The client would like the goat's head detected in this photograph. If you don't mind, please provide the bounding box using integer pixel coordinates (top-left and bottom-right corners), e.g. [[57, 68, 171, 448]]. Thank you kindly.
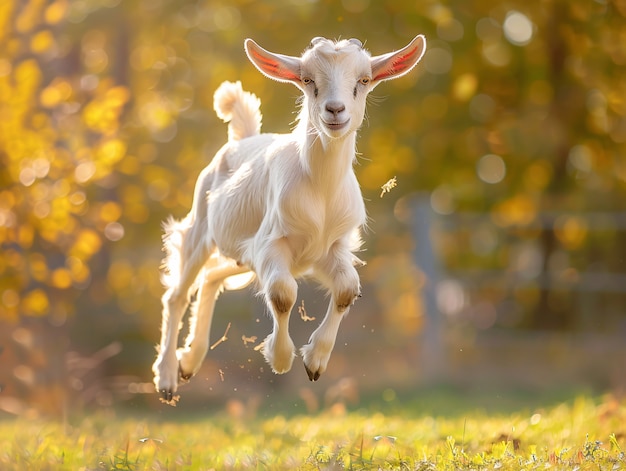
[[245, 35, 426, 139]]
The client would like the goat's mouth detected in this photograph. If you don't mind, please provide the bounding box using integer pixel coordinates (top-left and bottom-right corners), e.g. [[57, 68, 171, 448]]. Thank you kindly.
[[322, 119, 350, 133]]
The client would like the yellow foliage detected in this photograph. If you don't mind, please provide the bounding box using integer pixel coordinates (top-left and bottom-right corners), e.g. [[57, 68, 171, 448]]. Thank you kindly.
[[0, 190, 16, 209], [125, 203, 149, 224], [49, 197, 72, 223], [0, 0, 623, 334], [118, 154, 141, 175], [16, 0, 46, 34], [40, 78, 72, 108], [0, 2, 15, 43], [67, 257, 90, 284], [104, 86, 131, 107], [139, 97, 174, 131], [70, 229, 102, 259], [44, 0, 67, 25], [96, 138, 126, 165], [29, 254, 49, 282], [524, 161, 553, 192], [18, 225, 34, 248], [30, 30, 54, 54], [14, 59, 42, 98], [23, 289, 49, 316], [0, 1, 134, 322], [492, 195, 538, 227], [51, 267, 72, 289], [100, 201, 122, 222], [82, 86, 130, 135], [452, 73, 478, 101], [555, 216, 588, 250]]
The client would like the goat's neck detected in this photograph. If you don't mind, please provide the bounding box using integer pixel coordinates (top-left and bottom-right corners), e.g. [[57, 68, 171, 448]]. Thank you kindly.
[[297, 121, 357, 189]]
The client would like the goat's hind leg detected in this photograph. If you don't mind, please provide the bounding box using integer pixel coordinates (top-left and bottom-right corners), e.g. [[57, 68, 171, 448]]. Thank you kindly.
[[177, 258, 252, 381], [152, 218, 208, 402], [176, 269, 219, 382]]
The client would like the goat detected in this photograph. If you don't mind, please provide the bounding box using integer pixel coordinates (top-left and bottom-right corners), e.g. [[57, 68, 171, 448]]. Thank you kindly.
[[152, 35, 426, 403]]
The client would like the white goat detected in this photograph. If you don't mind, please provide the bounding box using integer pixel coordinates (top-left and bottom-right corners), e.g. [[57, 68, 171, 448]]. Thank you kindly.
[[153, 35, 426, 403]]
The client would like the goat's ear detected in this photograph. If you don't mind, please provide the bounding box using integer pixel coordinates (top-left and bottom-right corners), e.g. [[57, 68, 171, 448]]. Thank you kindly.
[[370, 35, 426, 84], [245, 39, 302, 86]]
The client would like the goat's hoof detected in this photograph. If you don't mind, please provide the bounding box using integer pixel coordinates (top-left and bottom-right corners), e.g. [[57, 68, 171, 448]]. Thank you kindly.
[[158, 389, 180, 406], [178, 361, 193, 383], [304, 364, 321, 382], [153, 355, 181, 405], [300, 342, 331, 381], [262, 333, 296, 374]]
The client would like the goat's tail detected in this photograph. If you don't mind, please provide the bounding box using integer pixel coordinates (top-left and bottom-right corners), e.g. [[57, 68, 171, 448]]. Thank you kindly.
[[214, 81, 262, 142]]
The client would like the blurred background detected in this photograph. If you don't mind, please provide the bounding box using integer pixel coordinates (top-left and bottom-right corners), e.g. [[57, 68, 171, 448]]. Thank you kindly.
[[1, 0, 626, 418]]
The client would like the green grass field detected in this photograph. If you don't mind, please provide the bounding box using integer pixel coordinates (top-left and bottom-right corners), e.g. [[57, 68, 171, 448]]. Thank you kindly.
[[1, 391, 625, 470]]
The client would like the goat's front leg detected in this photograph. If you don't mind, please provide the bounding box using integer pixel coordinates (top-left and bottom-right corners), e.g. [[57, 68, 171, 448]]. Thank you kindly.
[[258, 238, 297, 374], [301, 247, 361, 381]]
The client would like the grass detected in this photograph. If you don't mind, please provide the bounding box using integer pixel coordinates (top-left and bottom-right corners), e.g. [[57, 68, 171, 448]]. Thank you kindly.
[[1, 391, 625, 470]]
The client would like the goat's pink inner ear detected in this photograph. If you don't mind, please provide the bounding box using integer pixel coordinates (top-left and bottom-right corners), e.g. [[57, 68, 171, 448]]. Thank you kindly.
[[274, 64, 300, 82], [248, 46, 300, 83], [373, 46, 420, 81], [371, 35, 426, 83]]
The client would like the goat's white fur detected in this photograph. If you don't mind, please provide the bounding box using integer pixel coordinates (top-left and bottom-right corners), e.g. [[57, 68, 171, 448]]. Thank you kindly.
[[153, 35, 426, 401]]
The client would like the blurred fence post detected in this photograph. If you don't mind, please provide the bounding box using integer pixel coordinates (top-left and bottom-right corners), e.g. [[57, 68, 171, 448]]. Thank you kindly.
[[410, 194, 447, 383]]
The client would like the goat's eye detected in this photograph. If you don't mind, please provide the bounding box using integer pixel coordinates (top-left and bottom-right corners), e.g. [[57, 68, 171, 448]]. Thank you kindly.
[[359, 77, 370, 86]]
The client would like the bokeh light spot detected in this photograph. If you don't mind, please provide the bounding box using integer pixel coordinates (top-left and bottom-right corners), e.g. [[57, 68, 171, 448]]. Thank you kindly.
[[104, 222, 125, 241], [452, 73, 478, 101], [503, 11, 534, 46], [430, 185, 456, 215], [477, 154, 506, 184], [482, 41, 511, 67]]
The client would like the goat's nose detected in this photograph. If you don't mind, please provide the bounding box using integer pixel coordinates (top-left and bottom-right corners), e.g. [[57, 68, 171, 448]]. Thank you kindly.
[[325, 101, 346, 116]]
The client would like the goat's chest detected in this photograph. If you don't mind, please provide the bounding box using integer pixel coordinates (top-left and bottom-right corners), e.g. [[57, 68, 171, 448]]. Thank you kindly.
[[280, 184, 363, 260]]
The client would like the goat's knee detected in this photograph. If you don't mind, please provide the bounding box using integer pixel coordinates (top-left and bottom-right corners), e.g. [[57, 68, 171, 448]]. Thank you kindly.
[[336, 287, 360, 312], [261, 275, 297, 374], [265, 276, 297, 314], [333, 268, 361, 312]]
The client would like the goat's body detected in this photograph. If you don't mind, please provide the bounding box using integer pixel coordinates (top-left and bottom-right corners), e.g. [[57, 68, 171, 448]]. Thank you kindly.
[[183, 129, 366, 276], [153, 36, 425, 403]]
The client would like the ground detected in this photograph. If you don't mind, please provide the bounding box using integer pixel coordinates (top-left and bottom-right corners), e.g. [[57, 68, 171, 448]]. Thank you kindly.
[[1, 390, 625, 470]]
